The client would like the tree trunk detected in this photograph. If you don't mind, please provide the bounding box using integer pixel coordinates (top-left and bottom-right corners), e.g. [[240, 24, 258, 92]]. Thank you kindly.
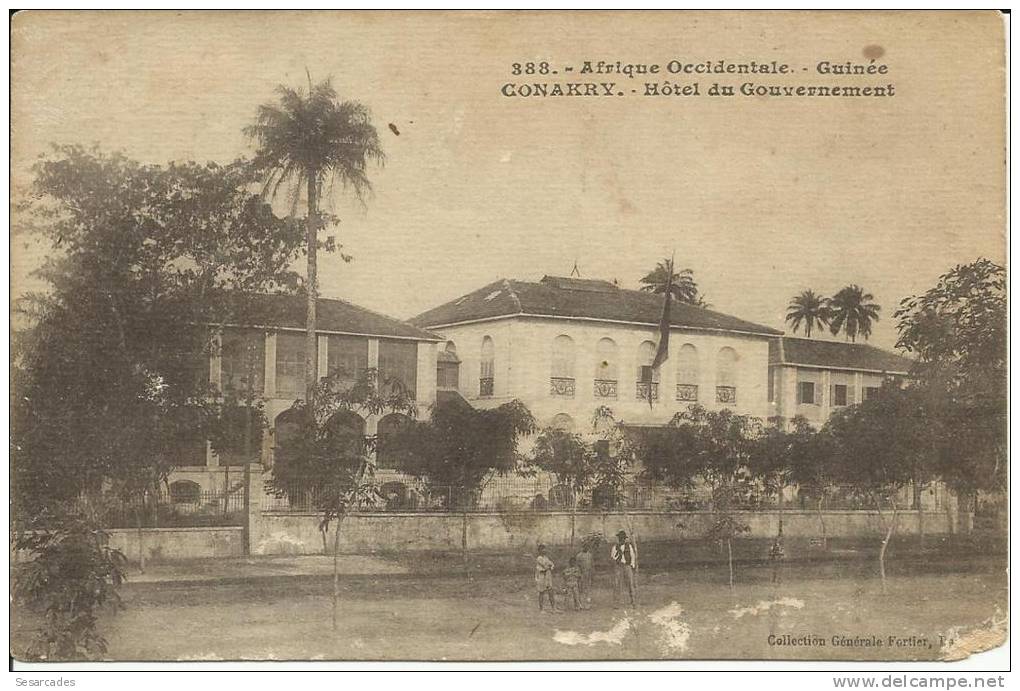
[[331, 460, 368, 632], [331, 513, 345, 632], [223, 465, 230, 518], [917, 484, 925, 550], [727, 538, 734, 589], [816, 496, 828, 551], [461, 510, 469, 577], [136, 500, 145, 573], [570, 492, 576, 548], [305, 172, 319, 415], [877, 500, 899, 594]]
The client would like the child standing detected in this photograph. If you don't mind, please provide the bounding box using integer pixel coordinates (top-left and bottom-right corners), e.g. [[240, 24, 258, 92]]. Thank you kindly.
[[563, 556, 582, 611], [535, 544, 556, 612], [769, 523, 786, 584], [575, 542, 594, 609]]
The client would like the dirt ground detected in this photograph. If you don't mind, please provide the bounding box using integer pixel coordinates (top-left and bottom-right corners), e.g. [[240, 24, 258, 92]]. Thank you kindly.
[[12, 553, 1007, 662]]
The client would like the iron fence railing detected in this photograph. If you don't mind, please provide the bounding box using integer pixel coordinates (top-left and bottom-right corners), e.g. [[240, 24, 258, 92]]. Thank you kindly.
[[260, 476, 918, 514], [74, 489, 246, 528]]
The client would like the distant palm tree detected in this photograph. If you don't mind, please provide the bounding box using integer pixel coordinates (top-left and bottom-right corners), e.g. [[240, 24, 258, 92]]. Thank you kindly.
[[246, 76, 384, 409], [785, 290, 831, 338], [828, 285, 881, 342], [640, 258, 703, 306]]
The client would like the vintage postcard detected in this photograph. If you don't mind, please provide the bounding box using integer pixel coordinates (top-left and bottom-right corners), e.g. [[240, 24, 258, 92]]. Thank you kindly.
[[9, 10, 1008, 667]]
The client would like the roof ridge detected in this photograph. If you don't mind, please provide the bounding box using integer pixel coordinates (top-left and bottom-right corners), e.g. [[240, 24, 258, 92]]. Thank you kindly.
[[783, 335, 893, 350], [315, 292, 415, 328], [246, 291, 440, 341]]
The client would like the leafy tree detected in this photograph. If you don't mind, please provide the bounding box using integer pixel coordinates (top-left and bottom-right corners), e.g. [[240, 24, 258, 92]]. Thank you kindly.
[[531, 428, 593, 505], [246, 77, 385, 411], [269, 368, 416, 630], [785, 290, 830, 338], [587, 406, 636, 510], [895, 259, 1006, 509], [828, 284, 881, 342], [12, 146, 304, 657], [678, 406, 763, 587], [639, 258, 707, 306], [638, 405, 763, 587], [385, 398, 535, 569], [531, 415, 634, 544], [824, 383, 928, 589], [388, 398, 536, 509], [754, 416, 836, 549]]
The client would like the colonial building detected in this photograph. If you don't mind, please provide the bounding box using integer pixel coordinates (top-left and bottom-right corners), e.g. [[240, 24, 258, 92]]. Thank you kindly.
[[410, 276, 784, 433], [768, 336, 913, 426], [171, 293, 441, 493]]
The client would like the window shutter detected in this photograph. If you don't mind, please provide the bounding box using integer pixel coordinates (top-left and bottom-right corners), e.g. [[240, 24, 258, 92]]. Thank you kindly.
[[848, 386, 856, 405], [829, 384, 835, 406]]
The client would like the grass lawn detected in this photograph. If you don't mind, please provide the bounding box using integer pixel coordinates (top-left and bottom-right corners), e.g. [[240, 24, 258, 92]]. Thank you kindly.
[[12, 552, 1007, 662]]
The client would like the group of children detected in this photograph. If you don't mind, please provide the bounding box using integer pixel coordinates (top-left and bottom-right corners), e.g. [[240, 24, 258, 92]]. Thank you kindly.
[[534, 543, 593, 612], [535, 530, 638, 612], [535, 525, 786, 612]]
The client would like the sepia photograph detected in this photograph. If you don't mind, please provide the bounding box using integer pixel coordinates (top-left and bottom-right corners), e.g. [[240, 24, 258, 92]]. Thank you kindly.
[[8, 10, 1008, 669]]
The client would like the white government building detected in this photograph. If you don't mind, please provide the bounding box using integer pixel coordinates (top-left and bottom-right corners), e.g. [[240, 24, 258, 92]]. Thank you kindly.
[[169, 276, 913, 502], [411, 275, 911, 434]]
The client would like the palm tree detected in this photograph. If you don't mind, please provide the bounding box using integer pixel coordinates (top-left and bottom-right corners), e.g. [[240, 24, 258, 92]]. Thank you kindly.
[[639, 258, 702, 305], [246, 76, 384, 411], [785, 290, 831, 338], [828, 285, 881, 342]]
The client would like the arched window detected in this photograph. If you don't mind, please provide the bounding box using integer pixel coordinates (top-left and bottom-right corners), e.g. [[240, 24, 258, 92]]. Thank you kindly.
[[676, 344, 699, 402], [437, 341, 460, 390], [636, 340, 660, 401], [272, 409, 303, 470], [325, 411, 366, 459], [716, 347, 738, 404], [549, 413, 576, 433], [594, 337, 619, 399], [550, 335, 576, 397], [170, 480, 201, 505], [479, 336, 495, 397], [376, 413, 411, 470]]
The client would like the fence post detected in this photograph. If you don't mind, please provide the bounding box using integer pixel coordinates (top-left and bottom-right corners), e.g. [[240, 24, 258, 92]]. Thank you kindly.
[[243, 463, 264, 556]]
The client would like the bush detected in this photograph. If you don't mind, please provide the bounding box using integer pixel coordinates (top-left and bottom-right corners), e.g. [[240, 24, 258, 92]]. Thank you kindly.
[[15, 514, 127, 660]]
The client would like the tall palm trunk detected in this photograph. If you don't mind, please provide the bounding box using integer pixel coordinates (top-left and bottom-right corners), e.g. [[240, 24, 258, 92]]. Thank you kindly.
[[305, 171, 319, 415]]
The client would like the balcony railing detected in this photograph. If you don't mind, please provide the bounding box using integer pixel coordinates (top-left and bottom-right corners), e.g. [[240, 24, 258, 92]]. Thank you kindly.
[[549, 377, 576, 397], [593, 379, 618, 399], [636, 381, 659, 401], [479, 377, 494, 397], [716, 386, 737, 404], [676, 384, 698, 402]]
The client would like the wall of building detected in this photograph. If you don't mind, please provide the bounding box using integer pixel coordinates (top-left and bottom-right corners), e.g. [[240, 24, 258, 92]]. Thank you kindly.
[[168, 328, 438, 488], [431, 319, 514, 405], [771, 364, 889, 426], [433, 316, 773, 429]]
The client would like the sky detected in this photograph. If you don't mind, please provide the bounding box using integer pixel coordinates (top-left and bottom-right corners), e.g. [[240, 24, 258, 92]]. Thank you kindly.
[[10, 11, 1007, 351]]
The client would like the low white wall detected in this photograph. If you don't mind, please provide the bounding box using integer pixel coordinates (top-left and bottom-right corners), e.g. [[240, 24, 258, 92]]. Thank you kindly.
[[106, 526, 244, 562], [253, 509, 953, 557]]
